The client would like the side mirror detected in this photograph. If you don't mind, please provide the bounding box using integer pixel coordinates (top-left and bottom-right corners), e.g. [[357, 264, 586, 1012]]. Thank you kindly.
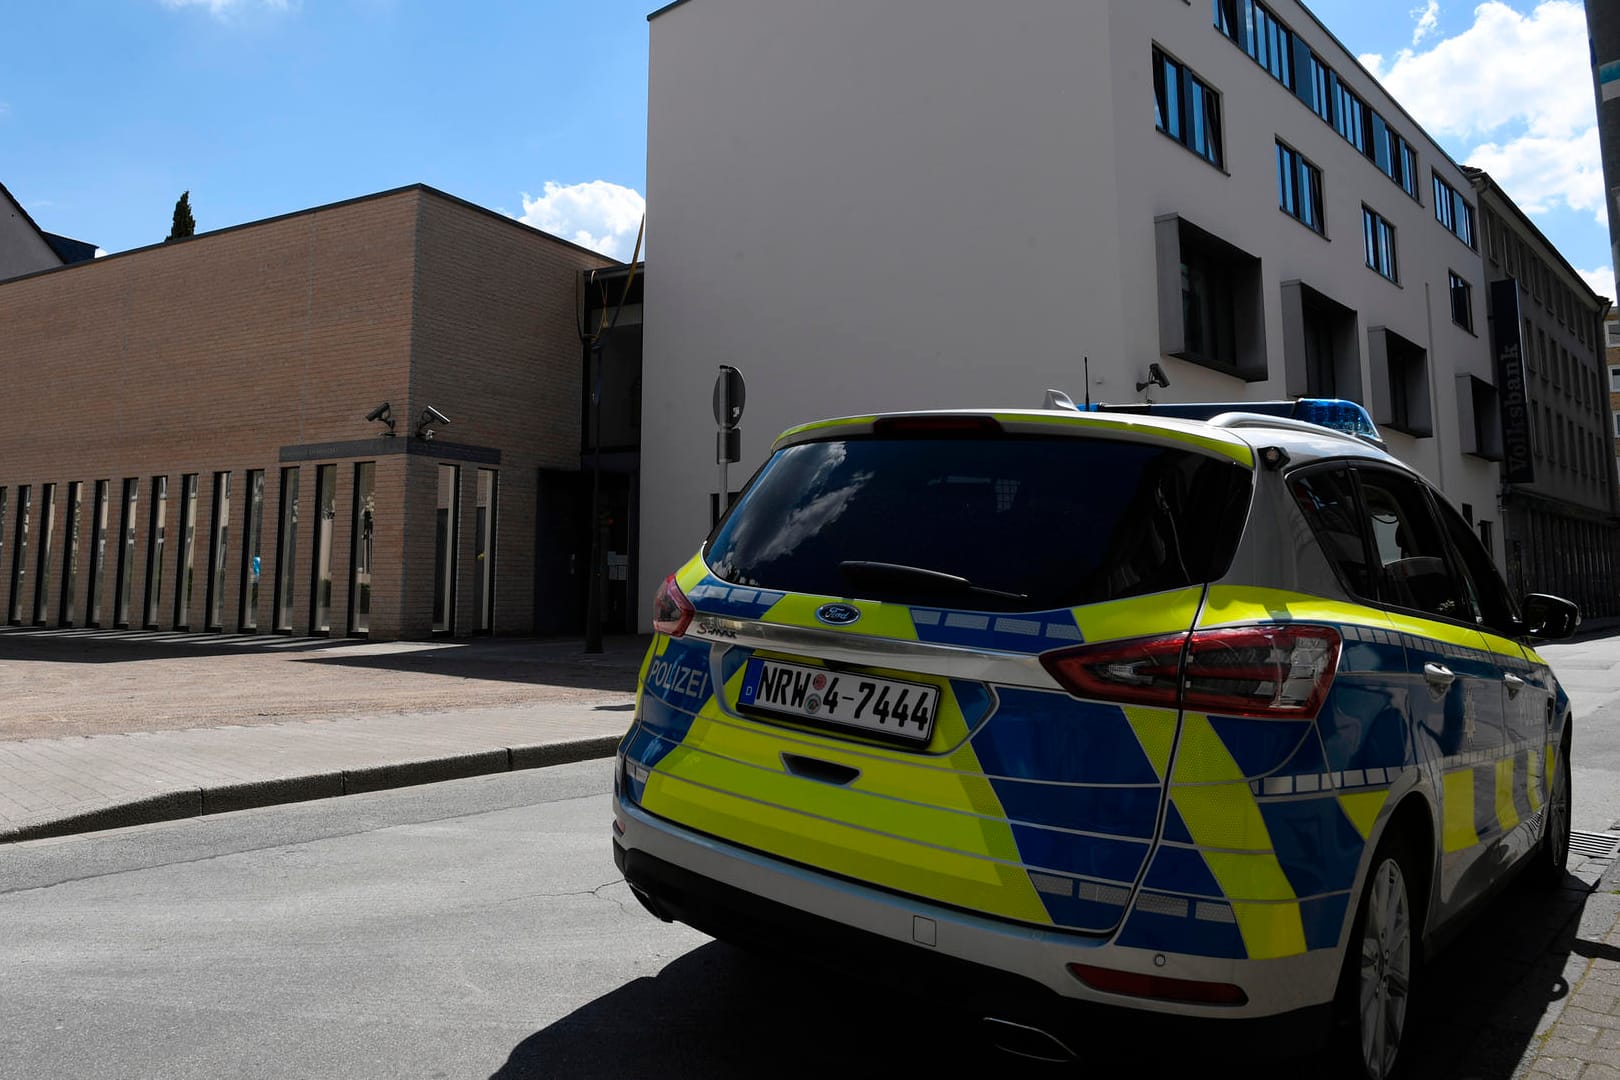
[[1521, 593, 1581, 641]]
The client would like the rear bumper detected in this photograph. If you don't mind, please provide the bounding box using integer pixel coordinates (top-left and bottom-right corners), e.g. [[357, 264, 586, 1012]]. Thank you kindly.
[[613, 790, 1341, 1045]]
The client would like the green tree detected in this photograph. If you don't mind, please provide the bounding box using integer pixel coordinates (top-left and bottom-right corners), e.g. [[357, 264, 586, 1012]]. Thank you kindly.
[[167, 191, 195, 241]]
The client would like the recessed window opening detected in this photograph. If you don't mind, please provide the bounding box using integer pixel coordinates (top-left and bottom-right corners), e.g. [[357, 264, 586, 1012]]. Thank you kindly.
[[115, 480, 138, 628], [311, 464, 336, 633], [87, 481, 108, 627], [175, 474, 198, 629], [60, 481, 82, 627], [275, 467, 300, 632], [9, 485, 31, 625], [144, 476, 168, 629], [475, 469, 498, 634], [434, 464, 460, 634], [32, 484, 55, 627], [240, 470, 265, 632], [206, 472, 231, 631], [350, 462, 375, 636]]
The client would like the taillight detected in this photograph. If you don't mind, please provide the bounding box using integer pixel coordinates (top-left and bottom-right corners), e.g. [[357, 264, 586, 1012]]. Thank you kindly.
[[1067, 963, 1248, 1006], [651, 574, 695, 637], [1041, 624, 1340, 719]]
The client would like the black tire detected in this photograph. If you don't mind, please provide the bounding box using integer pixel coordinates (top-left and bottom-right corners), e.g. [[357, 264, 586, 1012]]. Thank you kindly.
[[1335, 832, 1420, 1080], [1535, 733, 1572, 889]]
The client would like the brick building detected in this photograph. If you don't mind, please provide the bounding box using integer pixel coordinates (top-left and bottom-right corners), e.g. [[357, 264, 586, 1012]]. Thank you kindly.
[[0, 184, 616, 640]]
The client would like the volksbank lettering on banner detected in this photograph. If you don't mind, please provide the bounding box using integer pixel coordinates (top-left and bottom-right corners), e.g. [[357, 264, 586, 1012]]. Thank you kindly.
[[1489, 280, 1535, 484]]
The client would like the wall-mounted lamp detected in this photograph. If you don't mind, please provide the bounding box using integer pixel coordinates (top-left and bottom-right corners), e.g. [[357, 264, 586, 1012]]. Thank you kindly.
[[365, 402, 396, 436], [417, 405, 451, 440]]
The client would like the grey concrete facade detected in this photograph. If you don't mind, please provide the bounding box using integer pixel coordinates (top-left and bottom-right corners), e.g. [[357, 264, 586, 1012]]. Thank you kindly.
[[641, 0, 1510, 621]]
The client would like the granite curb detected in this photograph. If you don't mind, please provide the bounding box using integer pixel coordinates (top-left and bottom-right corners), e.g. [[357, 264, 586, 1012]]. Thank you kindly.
[[0, 734, 622, 844]]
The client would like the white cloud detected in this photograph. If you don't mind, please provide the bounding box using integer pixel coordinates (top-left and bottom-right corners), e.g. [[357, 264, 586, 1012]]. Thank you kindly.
[[517, 180, 645, 262], [1577, 265, 1616, 301], [160, 0, 292, 16], [1360, 2, 1602, 225], [1410, 0, 1441, 45]]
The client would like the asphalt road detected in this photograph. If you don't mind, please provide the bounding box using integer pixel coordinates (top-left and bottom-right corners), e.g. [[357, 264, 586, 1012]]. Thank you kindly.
[[0, 759, 1606, 1080]]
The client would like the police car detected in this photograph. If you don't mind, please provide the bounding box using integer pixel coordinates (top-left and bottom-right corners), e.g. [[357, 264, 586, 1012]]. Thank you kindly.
[[612, 396, 1578, 1079]]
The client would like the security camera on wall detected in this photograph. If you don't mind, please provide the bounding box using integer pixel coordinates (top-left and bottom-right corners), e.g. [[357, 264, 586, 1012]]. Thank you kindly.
[[365, 402, 395, 436], [416, 405, 451, 440]]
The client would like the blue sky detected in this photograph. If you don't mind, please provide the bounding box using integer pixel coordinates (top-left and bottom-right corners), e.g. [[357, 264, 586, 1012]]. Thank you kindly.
[[3, 0, 1611, 298]]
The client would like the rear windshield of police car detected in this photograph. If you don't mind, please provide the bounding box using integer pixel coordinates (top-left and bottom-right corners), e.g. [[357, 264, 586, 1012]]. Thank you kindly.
[[705, 435, 1253, 612]]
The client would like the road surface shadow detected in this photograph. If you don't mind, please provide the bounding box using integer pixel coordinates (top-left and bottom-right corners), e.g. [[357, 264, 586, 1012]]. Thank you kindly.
[[495, 869, 1597, 1080]]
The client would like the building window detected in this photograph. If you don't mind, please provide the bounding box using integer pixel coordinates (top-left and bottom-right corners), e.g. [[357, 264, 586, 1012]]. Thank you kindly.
[[1457, 374, 1503, 461], [1448, 271, 1473, 332], [1301, 50, 1331, 121], [275, 467, 300, 632], [1370, 327, 1432, 437], [115, 479, 138, 628], [1283, 281, 1360, 400], [1331, 72, 1367, 154], [1362, 206, 1398, 282], [144, 476, 168, 629], [60, 481, 82, 627], [1276, 141, 1325, 234], [1614, 414, 1620, 438], [1157, 215, 1266, 380], [434, 464, 460, 634], [33, 483, 55, 627], [310, 464, 336, 633], [174, 474, 198, 629], [1369, 113, 1417, 197], [86, 480, 108, 627], [1607, 322, 1620, 348], [349, 462, 375, 636], [1213, 0, 1293, 88], [1610, 366, 1620, 392], [9, 485, 30, 624], [1153, 47, 1224, 169], [240, 470, 265, 632], [475, 469, 498, 634], [1432, 173, 1475, 248], [206, 472, 231, 631]]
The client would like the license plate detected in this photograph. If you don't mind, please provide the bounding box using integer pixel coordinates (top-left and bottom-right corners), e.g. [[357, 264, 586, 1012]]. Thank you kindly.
[[739, 658, 938, 743]]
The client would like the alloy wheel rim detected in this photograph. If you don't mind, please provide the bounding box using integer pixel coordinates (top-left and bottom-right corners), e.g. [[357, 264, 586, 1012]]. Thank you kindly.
[[1358, 857, 1412, 1080], [1549, 755, 1570, 871]]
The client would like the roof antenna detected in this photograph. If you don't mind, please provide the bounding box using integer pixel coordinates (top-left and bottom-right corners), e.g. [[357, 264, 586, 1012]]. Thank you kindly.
[[1084, 356, 1091, 409]]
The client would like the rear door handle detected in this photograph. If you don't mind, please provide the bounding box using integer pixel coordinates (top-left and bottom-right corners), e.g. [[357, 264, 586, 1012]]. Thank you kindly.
[[1503, 673, 1526, 698], [1423, 662, 1456, 690]]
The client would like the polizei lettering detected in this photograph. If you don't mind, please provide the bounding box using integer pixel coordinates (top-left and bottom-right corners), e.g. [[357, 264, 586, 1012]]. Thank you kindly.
[[647, 657, 710, 703]]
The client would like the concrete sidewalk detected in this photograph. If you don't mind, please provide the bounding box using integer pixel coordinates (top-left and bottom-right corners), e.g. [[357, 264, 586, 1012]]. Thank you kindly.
[[0, 628, 648, 842]]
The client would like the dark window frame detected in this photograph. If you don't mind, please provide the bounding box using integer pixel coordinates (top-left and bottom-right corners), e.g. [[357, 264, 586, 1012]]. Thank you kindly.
[[1153, 45, 1225, 170], [1362, 206, 1399, 283], [1276, 139, 1326, 235], [1448, 270, 1474, 333]]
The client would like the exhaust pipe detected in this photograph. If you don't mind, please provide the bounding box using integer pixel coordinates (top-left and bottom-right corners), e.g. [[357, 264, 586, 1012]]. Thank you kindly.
[[982, 1017, 1078, 1063]]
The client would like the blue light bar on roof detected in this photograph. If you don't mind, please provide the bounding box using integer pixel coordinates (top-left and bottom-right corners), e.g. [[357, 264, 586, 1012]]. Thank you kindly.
[[1087, 398, 1383, 444]]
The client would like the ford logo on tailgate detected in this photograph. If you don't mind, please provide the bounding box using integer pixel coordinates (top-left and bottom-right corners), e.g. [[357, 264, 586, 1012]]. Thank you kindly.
[[815, 603, 862, 626]]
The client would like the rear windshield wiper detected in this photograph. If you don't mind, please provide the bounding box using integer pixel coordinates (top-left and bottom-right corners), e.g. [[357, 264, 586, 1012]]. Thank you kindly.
[[838, 560, 1028, 602]]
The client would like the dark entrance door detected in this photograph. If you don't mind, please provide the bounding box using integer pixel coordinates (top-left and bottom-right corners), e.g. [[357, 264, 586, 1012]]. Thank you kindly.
[[534, 468, 586, 636]]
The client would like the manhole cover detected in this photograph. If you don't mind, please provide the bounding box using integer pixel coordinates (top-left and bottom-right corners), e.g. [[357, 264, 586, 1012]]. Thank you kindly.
[[1568, 830, 1620, 860]]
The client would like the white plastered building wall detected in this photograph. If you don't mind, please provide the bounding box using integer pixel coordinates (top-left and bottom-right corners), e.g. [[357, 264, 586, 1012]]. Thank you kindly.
[[641, 0, 1501, 627]]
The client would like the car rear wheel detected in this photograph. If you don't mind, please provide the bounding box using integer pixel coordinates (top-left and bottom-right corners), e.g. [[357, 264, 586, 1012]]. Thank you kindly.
[[1338, 834, 1418, 1080], [1535, 734, 1572, 889]]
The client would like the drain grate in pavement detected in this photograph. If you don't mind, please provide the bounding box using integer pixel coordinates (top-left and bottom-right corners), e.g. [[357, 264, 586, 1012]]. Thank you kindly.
[[1568, 830, 1620, 860]]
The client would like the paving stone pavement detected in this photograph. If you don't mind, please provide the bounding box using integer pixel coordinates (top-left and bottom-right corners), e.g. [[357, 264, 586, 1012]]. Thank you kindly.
[[0, 628, 648, 841]]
